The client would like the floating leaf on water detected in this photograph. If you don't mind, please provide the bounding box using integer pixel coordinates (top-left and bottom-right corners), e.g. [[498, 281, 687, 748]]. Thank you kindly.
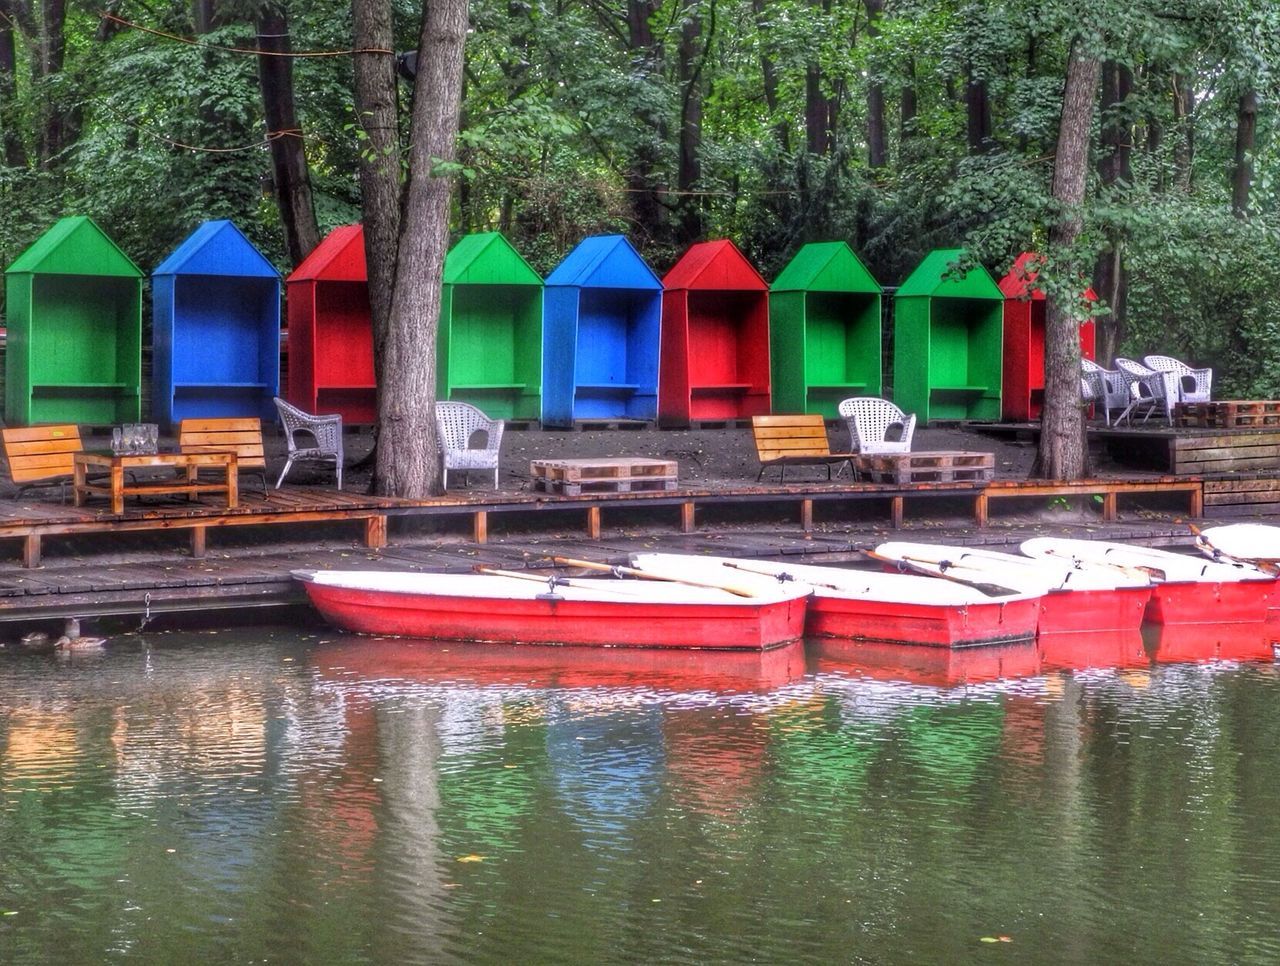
[[3, 910, 18, 916], [980, 937, 999, 943], [456, 855, 485, 863]]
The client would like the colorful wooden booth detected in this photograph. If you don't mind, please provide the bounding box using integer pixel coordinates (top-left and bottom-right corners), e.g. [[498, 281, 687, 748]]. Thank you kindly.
[[440, 232, 543, 421], [769, 241, 882, 419], [4, 216, 143, 426], [152, 220, 282, 428], [286, 224, 375, 423], [541, 235, 662, 427], [998, 252, 1097, 421], [658, 240, 771, 426], [893, 249, 1003, 424]]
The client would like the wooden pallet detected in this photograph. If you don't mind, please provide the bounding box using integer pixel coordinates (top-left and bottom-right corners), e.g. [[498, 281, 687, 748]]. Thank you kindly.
[[1170, 431, 1280, 474], [1202, 477, 1280, 517], [530, 457, 678, 496], [1175, 401, 1280, 428], [855, 450, 995, 484]]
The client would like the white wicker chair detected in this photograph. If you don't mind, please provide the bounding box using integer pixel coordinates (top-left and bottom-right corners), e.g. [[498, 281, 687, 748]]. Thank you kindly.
[[1114, 358, 1176, 426], [838, 397, 916, 455], [273, 397, 344, 489], [1080, 358, 1129, 426], [436, 401, 504, 489], [1142, 354, 1212, 404]]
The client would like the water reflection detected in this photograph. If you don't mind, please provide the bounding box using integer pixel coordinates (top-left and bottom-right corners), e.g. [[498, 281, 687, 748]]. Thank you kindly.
[[1, 628, 1279, 964]]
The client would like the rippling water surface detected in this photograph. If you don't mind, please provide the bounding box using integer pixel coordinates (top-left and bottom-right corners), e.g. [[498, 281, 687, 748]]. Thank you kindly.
[[2, 627, 1279, 964]]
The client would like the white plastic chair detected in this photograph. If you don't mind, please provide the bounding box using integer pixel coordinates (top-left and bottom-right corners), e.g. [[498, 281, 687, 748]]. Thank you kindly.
[[838, 397, 917, 455], [273, 397, 344, 489], [1142, 354, 1212, 404], [1080, 358, 1129, 426], [1114, 358, 1176, 426], [436, 401, 504, 489]]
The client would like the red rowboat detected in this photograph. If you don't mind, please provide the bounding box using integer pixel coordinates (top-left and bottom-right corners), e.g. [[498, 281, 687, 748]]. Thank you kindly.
[[813, 638, 1042, 686], [1020, 538, 1274, 625], [872, 541, 1153, 635], [628, 553, 1042, 648], [293, 570, 811, 650]]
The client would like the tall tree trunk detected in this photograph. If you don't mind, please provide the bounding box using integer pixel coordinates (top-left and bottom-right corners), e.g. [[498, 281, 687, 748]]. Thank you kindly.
[[1093, 60, 1131, 362], [675, 2, 705, 243], [352, 0, 402, 482], [1035, 40, 1100, 481], [257, 6, 321, 267], [36, 0, 66, 163], [0, 20, 26, 167], [863, 0, 885, 168], [752, 0, 789, 152], [965, 68, 992, 153], [1171, 73, 1194, 192], [625, 0, 667, 244], [900, 57, 917, 138], [1231, 89, 1258, 217], [372, 0, 467, 497]]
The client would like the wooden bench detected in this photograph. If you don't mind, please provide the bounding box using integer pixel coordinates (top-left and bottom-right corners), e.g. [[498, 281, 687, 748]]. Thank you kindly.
[[178, 417, 269, 495], [2, 424, 85, 498], [751, 414, 857, 482]]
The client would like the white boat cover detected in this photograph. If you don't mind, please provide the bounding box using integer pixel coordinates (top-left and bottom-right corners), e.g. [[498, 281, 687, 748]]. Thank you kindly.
[[1195, 524, 1280, 566], [874, 541, 1152, 594], [1019, 537, 1270, 584], [628, 553, 1040, 606]]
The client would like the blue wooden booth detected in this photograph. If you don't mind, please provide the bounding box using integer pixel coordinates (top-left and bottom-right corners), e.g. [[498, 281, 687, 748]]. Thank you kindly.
[[541, 235, 663, 427], [152, 220, 282, 427]]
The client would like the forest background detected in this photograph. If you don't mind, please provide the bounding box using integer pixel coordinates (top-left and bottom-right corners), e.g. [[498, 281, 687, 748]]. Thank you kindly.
[[0, 0, 1277, 395]]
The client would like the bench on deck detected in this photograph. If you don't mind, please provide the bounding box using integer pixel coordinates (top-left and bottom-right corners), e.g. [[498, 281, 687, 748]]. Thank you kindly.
[[178, 418, 269, 496], [2, 424, 85, 499], [751, 414, 857, 482]]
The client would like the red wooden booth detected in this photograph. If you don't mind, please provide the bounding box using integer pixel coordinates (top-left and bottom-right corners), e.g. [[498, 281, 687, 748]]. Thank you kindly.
[[999, 252, 1096, 422], [658, 240, 771, 426], [286, 225, 376, 423]]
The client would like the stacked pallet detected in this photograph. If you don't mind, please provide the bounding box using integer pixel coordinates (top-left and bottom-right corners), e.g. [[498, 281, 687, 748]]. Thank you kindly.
[[1175, 400, 1280, 429], [530, 457, 678, 495], [854, 450, 994, 485]]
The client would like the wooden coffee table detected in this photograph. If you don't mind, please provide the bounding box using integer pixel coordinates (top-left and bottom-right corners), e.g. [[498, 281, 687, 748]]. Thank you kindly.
[[73, 451, 239, 514]]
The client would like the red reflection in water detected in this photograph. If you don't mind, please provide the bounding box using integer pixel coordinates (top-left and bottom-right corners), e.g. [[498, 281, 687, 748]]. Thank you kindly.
[[312, 638, 808, 695], [812, 639, 1042, 687], [664, 710, 770, 822], [1150, 623, 1274, 664], [1038, 630, 1148, 672]]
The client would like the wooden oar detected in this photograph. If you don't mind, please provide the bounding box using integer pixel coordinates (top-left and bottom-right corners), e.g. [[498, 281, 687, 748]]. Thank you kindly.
[[721, 560, 845, 592], [550, 556, 762, 598], [474, 566, 636, 596], [863, 549, 1020, 597], [1033, 546, 1161, 583]]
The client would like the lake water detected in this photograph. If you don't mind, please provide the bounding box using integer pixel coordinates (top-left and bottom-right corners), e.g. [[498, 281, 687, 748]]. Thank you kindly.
[[2, 627, 1279, 964]]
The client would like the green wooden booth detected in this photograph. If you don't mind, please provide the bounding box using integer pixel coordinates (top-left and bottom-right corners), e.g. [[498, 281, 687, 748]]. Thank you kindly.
[[440, 232, 544, 420], [769, 241, 883, 418], [5, 216, 143, 426], [892, 249, 1003, 424]]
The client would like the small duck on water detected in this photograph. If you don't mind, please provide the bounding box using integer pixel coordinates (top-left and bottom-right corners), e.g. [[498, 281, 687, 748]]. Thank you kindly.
[[18, 619, 106, 653]]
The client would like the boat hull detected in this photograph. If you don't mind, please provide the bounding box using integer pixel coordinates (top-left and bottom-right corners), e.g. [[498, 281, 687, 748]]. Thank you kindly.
[[804, 593, 1041, 648], [1146, 578, 1273, 625], [300, 581, 809, 650], [1037, 586, 1152, 635]]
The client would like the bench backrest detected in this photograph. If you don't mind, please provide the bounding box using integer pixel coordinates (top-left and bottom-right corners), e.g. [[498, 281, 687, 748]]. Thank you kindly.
[[178, 418, 266, 470], [2, 424, 84, 484], [751, 414, 832, 462]]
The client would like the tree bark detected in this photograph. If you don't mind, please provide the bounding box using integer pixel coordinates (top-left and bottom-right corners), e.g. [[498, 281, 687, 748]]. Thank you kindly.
[[624, 0, 667, 244], [372, 0, 467, 497], [675, 2, 705, 243], [863, 0, 885, 168], [900, 57, 917, 137], [1093, 60, 1131, 362], [1035, 40, 1100, 482], [1171, 73, 1194, 192], [1231, 89, 1257, 217], [752, 0, 789, 153], [0, 19, 26, 167], [257, 6, 321, 268], [36, 0, 66, 163], [965, 69, 992, 153]]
